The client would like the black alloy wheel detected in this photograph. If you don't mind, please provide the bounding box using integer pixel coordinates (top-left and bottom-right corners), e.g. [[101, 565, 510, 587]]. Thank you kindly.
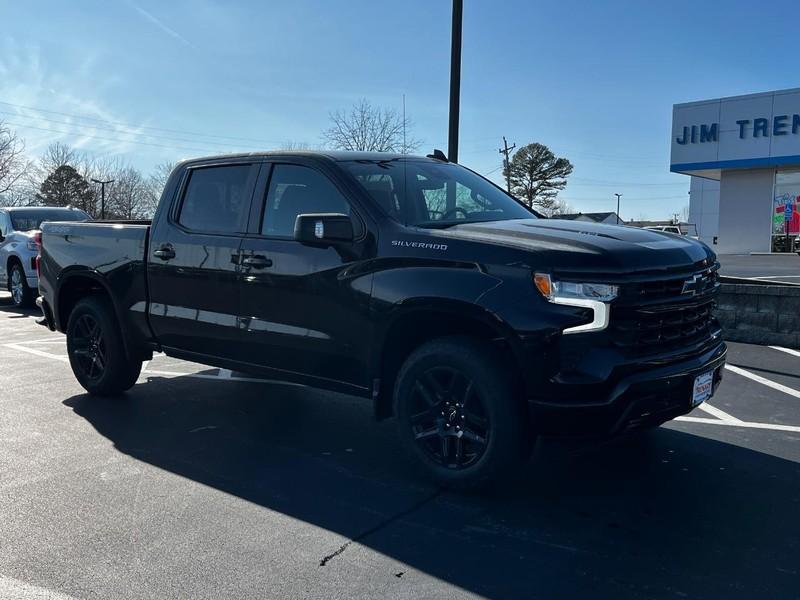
[[66, 296, 142, 396], [409, 366, 490, 470], [394, 336, 529, 491], [70, 313, 107, 381]]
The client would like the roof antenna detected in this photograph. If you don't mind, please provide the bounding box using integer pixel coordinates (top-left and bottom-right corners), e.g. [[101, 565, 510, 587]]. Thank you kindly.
[[426, 149, 448, 162], [402, 93, 406, 155]]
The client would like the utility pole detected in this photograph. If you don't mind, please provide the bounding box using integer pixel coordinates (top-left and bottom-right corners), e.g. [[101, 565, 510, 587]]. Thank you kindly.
[[614, 193, 622, 224], [447, 0, 463, 164], [91, 178, 114, 220], [498, 136, 516, 193]]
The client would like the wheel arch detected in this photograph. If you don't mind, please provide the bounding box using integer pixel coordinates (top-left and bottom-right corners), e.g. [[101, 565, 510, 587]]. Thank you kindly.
[[371, 300, 527, 420], [55, 269, 142, 361]]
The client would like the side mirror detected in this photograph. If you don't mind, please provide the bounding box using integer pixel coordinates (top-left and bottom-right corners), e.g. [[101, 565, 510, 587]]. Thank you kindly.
[[294, 213, 354, 244]]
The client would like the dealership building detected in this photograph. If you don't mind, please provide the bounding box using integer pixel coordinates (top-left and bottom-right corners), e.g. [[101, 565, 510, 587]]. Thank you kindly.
[[671, 87, 800, 254]]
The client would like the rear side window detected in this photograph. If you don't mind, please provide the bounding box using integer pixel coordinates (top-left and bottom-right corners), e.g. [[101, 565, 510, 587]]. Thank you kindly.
[[261, 164, 353, 237], [178, 164, 257, 233]]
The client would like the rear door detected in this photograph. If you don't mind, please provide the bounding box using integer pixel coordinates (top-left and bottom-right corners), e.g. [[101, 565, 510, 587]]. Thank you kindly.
[[147, 160, 260, 358], [234, 160, 375, 391]]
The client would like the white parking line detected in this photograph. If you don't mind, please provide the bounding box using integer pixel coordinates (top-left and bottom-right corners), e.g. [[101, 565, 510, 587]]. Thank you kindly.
[[0, 574, 80, 600], [769, 346, 800, 358], [725, 364, 800, 399], [696, 402, 742, 423], [676, 415, 800, 433], [4, 343, 69, 363], [5, 338, 797, 431]]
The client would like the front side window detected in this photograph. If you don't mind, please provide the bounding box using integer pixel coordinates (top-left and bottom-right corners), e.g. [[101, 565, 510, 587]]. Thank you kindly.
[[261, 164, 352, 237], [0, 213, 8, 237], [178, 164, 256, 234], [343, 159, 534, 228]]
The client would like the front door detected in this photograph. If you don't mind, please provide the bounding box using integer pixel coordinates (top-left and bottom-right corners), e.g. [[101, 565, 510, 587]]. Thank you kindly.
[[235, 161, 375, 391], [146, 161, 260, 359]]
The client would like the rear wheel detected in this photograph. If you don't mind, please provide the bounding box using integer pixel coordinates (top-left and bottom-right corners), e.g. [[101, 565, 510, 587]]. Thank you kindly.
[[394, 337, 529, 491], [9, 262, 34, 308], [66, 296, 141, 396]]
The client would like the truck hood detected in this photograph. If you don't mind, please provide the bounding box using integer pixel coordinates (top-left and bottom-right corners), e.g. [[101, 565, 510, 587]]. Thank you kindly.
[[432, 219, 713, 274]]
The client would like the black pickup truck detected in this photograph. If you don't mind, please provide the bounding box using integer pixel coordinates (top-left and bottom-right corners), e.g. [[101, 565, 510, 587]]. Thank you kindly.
[[38, 151, 726, 489]]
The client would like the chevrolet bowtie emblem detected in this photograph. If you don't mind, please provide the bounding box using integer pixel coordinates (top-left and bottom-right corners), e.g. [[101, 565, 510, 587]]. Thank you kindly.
[[682, 273, 705, 296]]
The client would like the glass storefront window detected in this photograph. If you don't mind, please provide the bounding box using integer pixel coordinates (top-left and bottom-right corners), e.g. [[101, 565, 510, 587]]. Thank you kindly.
[[772, 169, 800, 252]]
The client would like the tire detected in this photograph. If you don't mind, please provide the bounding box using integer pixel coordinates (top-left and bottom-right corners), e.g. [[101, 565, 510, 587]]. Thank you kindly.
[[9, 262, 34, 308], [394, 336, 529, 491], [66, 296, 142, 396]]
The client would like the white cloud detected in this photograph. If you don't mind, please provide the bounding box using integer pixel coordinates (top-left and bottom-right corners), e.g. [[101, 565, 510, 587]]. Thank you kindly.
[[0, 38, 148, 158]]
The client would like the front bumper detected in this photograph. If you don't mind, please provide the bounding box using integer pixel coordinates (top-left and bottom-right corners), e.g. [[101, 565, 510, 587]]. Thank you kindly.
[[529, 340, 727, 436]]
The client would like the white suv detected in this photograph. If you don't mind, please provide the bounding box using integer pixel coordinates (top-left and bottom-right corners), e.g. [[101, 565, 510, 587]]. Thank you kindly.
[[0, 207, 90, 307]]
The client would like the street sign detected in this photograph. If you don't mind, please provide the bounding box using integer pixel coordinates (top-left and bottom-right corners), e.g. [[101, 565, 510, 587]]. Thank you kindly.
[[785, 203, 794, 221]]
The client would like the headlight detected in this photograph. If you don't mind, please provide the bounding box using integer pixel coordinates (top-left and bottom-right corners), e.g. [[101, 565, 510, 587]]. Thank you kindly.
[[26, 238, 40, 252], [534, 273, 618, 334]]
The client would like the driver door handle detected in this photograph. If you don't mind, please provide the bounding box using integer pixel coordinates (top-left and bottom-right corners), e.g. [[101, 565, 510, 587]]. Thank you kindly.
[[241, 255, 273, 269], [153, 244, 175, 260]]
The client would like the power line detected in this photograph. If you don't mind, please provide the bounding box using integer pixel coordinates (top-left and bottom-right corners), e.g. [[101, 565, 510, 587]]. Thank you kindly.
[[0, 110, 266, 150], [1, 119, 222, 154], [567, 179, 687, 187], [0, 99, 285, 145]]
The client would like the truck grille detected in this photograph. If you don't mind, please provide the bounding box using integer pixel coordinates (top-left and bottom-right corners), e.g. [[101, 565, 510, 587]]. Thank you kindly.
[[611, 267, 720, 352]]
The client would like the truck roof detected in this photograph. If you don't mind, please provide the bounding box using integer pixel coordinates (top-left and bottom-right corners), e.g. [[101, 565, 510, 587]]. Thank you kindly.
[[178, 150, 438, 164]]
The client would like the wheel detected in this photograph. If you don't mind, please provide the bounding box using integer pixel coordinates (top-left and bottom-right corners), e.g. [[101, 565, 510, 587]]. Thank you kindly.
[[66, 296, 142, 396], [394, 336, 529, 491], [9, 262, 34, 308]]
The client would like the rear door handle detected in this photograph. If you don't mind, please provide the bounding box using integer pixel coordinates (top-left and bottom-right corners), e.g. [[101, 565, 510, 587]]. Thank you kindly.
[[153, 245, 176, 260], [241, 255, 273, 269]]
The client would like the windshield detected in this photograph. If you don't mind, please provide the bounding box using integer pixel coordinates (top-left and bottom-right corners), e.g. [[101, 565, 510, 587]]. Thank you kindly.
[[10, 209, 90, 232], [342, 159, 535, 227]]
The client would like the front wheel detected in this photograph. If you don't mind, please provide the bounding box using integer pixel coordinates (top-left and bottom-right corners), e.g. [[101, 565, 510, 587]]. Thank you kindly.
[[66, 296, 142, 396], [394, 337, 529, 491], [9, 262, 34, 308]]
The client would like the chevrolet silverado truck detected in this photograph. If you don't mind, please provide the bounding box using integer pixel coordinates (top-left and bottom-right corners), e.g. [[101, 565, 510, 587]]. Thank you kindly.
[[37, 151, 726, 489]]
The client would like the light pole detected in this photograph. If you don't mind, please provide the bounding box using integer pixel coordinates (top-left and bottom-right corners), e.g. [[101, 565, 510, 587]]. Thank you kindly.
[[448, 0, 463, 164], [614, 193, 622, 224], [91, 178, 114, 220]]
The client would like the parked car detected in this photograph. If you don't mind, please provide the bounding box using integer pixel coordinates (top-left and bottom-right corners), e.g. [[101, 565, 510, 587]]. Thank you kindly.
[[0, 206, 90, 307], [37, 152, 726, 489], [645, 225, 683, 235]]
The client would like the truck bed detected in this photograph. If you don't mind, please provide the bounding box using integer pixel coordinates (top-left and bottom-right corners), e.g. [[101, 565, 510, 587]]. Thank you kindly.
[[39, 221, 152, 344]]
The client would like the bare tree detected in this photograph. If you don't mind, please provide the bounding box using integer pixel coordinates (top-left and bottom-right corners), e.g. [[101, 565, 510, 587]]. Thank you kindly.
[[143, 161, 175, 218], [107, 166, 148, 220], [0, 121, 33, 200], [547, 197, 575, 218], [280, 141, 314, 151], [322, 99, 421, 154]]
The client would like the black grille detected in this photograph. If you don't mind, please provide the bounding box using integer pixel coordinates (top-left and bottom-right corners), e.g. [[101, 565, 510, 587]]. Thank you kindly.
[[612, 268, 720, 352], [624, 268, 719, 302]]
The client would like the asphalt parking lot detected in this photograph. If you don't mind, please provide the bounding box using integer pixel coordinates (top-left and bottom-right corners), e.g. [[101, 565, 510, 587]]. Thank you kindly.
[[719, 253, 800, 284], [1, 293, 799, 600]]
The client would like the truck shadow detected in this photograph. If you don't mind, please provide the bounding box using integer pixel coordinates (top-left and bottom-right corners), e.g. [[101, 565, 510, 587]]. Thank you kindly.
[[63, 375, 800, 599], [0, 293, 40, 318]]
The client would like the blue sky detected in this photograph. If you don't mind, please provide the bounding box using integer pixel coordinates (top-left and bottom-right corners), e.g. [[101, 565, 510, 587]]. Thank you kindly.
[[2, 0, 799, 219]]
